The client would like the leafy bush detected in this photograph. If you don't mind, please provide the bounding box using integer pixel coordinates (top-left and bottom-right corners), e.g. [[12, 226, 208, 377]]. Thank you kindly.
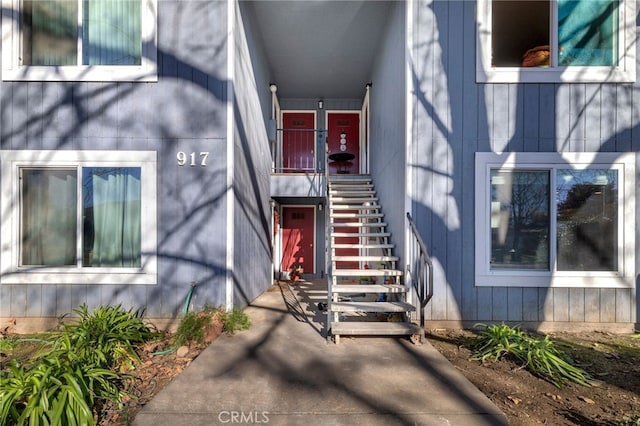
[[56, 304, 159, 372], [1, 352, 121, 426], [174, 306, 250, 346], [174, 311, 212, 347], [468, 323, 592, 388], [0, 304, 158, 425], [219, 308, 251, 334]]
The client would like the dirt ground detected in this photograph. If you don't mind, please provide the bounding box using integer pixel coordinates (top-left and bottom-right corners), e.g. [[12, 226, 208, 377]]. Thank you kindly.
[[425, 329, 640, 426], [111, 327, 639, 425], [97, 318, 224, 425], [4, 313, 638, 425]]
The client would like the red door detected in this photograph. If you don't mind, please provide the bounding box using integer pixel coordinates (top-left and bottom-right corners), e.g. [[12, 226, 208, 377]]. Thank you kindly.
[[327, 112, 360, 175], [282, 112, 315, 172], [281, 206, 315, 276]]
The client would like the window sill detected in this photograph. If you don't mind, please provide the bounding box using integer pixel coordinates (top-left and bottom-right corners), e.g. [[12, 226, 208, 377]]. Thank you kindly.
[[1, 64, 158, 83], [477, 66, 636, 84], [0, 269, 157, 285], [475, 272, 634, 288]]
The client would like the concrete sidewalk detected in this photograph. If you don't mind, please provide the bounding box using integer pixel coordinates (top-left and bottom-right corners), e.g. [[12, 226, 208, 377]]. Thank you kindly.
[[134, 280, 508, 426]]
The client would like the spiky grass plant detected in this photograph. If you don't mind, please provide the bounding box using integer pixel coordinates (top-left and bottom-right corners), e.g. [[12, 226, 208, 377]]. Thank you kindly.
[[0, 304, 159, 425], [469, 323, 592, 388], [56, 304, 159, 372]]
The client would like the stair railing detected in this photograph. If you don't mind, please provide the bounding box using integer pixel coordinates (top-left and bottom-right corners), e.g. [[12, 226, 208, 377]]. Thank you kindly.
[[324, 134, 332, 340], [406, 212, 433, 333]]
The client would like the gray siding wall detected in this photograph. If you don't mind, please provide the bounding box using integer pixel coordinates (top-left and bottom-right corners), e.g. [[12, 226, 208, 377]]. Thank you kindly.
[[410, 0, 638, 329], [369, 1, 407, 264], [232, 1, 274, 305], [0, 1, 230, 322]]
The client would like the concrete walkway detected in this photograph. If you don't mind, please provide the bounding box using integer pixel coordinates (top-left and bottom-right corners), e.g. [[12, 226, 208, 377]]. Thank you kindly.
[[134, 280, 508, 426]]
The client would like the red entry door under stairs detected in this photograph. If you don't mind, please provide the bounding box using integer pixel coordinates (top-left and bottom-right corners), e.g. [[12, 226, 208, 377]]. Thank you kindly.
[[281, 206, 315, 277]]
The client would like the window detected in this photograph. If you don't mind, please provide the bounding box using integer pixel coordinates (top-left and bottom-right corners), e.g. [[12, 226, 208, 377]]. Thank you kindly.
[[477, 0, 636, 83], [1, 150, 157, 284], [475, 152, 634, 287], [1, 0, 157, 82]]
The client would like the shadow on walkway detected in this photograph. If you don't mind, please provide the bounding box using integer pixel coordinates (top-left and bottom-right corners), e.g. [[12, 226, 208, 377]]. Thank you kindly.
[[134, 279, 508, 426]]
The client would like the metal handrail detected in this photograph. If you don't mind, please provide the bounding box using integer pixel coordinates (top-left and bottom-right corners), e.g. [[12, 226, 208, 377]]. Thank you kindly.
[[406, 212, 433, 333], [324, 135, 332, 341]]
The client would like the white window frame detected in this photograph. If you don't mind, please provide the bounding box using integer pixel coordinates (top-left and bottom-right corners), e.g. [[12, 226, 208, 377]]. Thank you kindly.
[[1, 150, 157, 284], [476, 0, 636, 83], [475, 152, 635, 288], [1, 0, 158, 82]]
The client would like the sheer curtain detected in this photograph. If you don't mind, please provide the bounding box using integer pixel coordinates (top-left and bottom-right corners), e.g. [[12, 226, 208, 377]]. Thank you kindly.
[[83, 168, 141, 267], [23, 0, 141, 66], [83, 0, 142, 65], [21, 169, 77, 266]]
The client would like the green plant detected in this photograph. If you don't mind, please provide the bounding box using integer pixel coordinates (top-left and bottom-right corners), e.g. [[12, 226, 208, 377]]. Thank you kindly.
[[616, 415, 640, 426], [57, 304, 159, 372], [0, 303, 159, 425], [174, 311, 212, 347], [0, 349, 122, 426], [290, 263, 303, 280], [468, 323, 592, 388], [219, 308, 251, 334]]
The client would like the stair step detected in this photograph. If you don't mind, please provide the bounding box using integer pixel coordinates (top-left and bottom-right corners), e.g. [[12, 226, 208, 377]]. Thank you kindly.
[[331, 321, 422, 336], [333, 243, 394, 249], [331, 284, 407, 293], [329, 176, 371, 181], [330, 232, 390, 238], [331, 212, 383, 219], [329, 190, 376, 196], [330, 197, 378, 203], [329, 184, 374, 189], [333, 269, 402, 277], [333, 255, 399, 262], [330, 205, 380, 211], [331, 301, 415, 313], [331, 222, 387, 228]]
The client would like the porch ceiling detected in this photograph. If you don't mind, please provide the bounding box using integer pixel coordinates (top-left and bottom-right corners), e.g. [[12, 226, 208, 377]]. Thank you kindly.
[[245, 0, 394, 99]]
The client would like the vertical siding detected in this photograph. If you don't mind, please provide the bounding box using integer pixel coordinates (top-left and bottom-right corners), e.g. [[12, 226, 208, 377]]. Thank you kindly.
[[369, 1, 407, 267], [0, 1, 231, 321], [411, 0, 637, 329], [232, 1, 273, 306]]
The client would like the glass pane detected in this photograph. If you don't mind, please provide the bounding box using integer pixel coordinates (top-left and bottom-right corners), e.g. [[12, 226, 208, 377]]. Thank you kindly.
[[21, 169, 77, 266], [492, 1, 550, 67], [83, 0, 142, 65], [22, 0, 78, 65], [82, 168, 141, 267], [558, 0, 618, 66], [556, 169, 618, 271], [490, 170, 550, 270]]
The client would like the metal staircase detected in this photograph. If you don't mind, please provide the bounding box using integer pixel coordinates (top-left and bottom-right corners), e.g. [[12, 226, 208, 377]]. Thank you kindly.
[[326, 175, 422, 343]]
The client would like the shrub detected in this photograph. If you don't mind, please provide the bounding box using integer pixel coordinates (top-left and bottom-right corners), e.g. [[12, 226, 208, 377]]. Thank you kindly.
[[174, 306, 250, 346], [468, 323, 592, 388], [174, 311, 212, 347], [56, 304, 159, 372], [0, 304, 158, 425], [1, 352, 121, 426], [219, 308, 251, 334]]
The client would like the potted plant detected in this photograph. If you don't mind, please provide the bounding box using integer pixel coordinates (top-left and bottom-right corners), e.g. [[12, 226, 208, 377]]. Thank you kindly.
[[290, 264, 303, 281]]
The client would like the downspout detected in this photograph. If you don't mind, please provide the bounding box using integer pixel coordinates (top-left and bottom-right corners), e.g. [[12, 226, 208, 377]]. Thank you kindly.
[[404, 0, 416, 310]]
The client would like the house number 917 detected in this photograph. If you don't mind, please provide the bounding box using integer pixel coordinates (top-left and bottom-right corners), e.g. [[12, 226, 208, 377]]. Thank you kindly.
[[177, 151, 209, 167]]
